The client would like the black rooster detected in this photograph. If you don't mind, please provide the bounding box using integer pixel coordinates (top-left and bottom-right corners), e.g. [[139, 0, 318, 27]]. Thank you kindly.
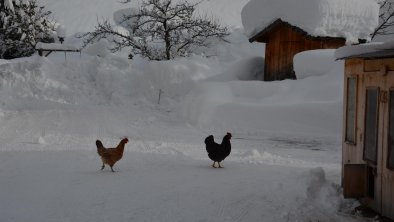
[[204, 132, 232, 168]]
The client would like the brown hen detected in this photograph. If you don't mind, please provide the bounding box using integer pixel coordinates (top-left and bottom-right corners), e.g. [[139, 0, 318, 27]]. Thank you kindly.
[[96, 138, 128, 172]]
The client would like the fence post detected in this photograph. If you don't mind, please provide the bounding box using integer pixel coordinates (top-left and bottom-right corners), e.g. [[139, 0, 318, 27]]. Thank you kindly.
[[158, 89, 163, 104]]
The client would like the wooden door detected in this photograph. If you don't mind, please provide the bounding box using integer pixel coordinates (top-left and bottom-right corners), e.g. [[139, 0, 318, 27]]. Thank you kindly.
[[361, 73, 383, 212], [381, 73, 394, 220], [364, 69, 394, 219]]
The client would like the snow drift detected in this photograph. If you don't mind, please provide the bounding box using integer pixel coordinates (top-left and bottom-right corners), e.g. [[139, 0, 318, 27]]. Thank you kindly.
[[182, 49, 343, 137], [294, 49, 339, 79]]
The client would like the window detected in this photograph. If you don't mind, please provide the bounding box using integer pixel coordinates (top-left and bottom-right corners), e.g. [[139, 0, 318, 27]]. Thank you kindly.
[[364, 88, 379, 164], [345, 77, 357, 144], [388, 90, 394, 170]]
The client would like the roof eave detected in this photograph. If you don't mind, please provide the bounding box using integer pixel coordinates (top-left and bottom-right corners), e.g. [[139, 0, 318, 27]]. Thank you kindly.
[[248, 18, 346, 43], [337, 49, 394, 60]]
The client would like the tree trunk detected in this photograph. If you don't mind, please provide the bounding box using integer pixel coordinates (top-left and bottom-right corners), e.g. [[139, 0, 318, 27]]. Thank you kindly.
[[164, 20, 171, 60]]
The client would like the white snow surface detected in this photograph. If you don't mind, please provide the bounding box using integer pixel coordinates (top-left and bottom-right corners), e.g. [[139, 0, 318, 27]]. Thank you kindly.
[[0, 51, 361, 222], [294, 49, 340, 79], [335, 39, 394, 59], [36, 42, 80, 51], [241, 0, 379, 43], [0, 0, 369, 221]]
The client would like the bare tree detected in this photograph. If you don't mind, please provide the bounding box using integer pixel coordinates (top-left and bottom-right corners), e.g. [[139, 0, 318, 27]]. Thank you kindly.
[[82, 0, 229, 60], [371, 0, 394, 39]]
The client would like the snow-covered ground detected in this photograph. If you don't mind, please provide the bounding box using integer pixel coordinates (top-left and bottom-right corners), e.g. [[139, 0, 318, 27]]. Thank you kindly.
[[0, 0, 373, 221]]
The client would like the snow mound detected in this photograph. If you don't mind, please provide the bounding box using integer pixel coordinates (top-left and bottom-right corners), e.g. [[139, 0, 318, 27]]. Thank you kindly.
[[35, 43, 80, 51], [303, 168, 344, 212], [0, 55, 135, 108], [138, 56, 224, 105], [83, 39, 112, 57], [281, 167, 352, 221], [207, 57, 264, 81], [294, 49, 339, 79], [0, 53, 227, 109], [236, 149, 329, 168], [241, 0, 379, 43], [182, 65, 343, 137]]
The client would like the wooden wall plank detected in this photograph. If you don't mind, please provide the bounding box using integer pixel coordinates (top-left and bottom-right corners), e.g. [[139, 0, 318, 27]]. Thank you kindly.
[[263, 23, 345, 81]]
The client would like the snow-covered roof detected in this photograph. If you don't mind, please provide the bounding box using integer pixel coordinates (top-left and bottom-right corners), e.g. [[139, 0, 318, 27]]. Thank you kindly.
[[335, 40, 394, 60], [241, 0, 380, 44]]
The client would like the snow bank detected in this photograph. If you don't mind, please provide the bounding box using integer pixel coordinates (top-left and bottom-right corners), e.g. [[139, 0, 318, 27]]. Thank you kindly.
[[0, 55, 136, 108], [294, 49, 339, 79], [139, 56, 224, 104], [35, 42, 80, 51], [241, 0, 379, 43], [207, 57, 264, 81], [83, 39, 112, 57], [182, 50, 344, 137], [300, 168, 348, 219], [305, 168, 340, 208], [182, 78, 343, 137], [0, 49, 343, 138], [0, 53, 226, 109]]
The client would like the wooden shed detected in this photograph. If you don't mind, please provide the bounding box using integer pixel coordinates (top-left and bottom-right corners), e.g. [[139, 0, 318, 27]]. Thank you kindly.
[[249, 19, 345, 81], [340, 47, 394, 220]]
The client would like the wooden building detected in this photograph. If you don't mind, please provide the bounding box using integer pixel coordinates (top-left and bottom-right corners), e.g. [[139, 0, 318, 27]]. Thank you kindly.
[[339, 47, 394, 220], [249, 19, 345, 81]]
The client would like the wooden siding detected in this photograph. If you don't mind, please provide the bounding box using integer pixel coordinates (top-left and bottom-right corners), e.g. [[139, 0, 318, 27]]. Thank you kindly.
[[257, 22, 345, 81], [343, 58, 394, 220]]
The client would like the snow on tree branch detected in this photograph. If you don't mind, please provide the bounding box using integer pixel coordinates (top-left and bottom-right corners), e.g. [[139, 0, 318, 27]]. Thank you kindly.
[[0, 0, 56, 59]]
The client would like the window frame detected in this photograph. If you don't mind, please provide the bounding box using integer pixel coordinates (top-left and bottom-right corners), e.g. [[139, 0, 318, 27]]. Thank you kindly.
[[345, 77, 357, 145], [363, 87, 380, 165], [388, 89, 394, 170]]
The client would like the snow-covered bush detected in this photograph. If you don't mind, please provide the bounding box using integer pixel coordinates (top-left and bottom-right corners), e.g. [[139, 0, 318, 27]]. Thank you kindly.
[[0, 0, 56, 59]]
